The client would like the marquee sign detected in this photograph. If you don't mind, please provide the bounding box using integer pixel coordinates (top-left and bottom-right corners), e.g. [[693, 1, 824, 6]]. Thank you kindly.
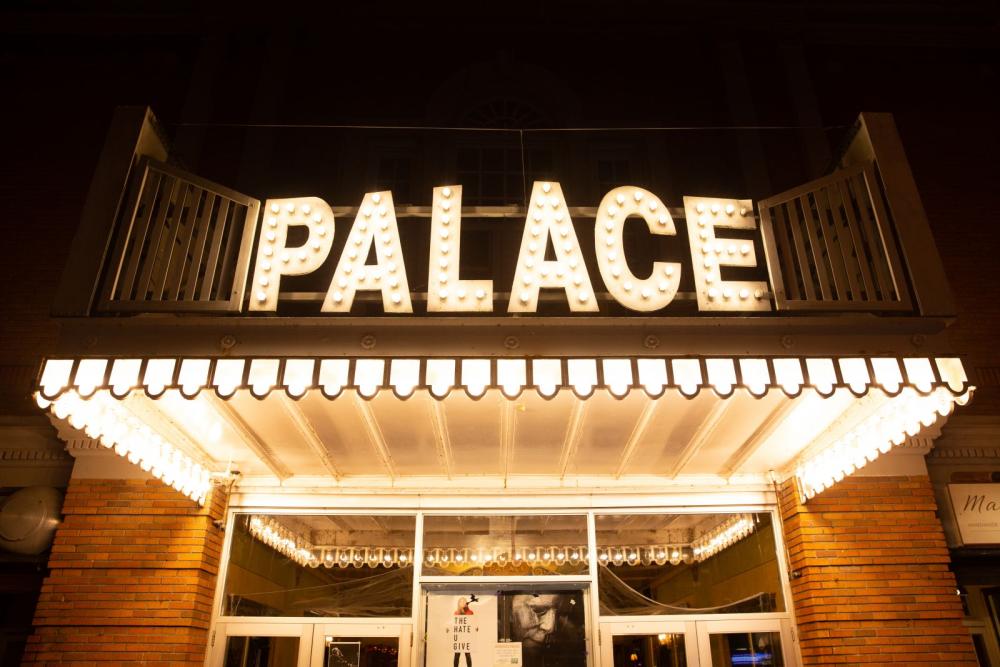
[[248, 182, 770, 315]]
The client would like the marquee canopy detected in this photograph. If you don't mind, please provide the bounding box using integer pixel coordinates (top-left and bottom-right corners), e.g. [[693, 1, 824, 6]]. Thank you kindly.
[[35, 354, 972, 507]]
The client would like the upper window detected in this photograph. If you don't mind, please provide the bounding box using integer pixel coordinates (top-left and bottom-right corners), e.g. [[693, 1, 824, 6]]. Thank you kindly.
[[595, 512, 785, 615], [422, 514, 589, 576], [222, 513, 416, 617]]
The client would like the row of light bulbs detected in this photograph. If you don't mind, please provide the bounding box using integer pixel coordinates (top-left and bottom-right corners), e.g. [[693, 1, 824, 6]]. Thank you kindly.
[[36, 391, 212, 504], [247, 513, 757, 570], [796, 387, 969, 500]]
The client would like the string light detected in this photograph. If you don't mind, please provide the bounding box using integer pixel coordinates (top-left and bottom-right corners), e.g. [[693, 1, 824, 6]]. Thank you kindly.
[[36, 390, 211, 504], [247, 515, 414, 569], [796, 387, 971, 500]]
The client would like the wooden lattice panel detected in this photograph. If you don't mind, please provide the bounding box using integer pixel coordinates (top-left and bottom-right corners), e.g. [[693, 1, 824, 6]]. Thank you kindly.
[[98, 158, 259, 313], [758, 162, 912, 312]]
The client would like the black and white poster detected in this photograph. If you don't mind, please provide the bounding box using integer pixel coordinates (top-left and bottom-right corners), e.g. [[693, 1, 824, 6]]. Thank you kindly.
[[498, 592, 586, 667]]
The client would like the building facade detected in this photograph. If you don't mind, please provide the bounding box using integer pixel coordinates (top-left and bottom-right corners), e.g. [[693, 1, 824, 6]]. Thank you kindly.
[[1, 6, 999, 667]]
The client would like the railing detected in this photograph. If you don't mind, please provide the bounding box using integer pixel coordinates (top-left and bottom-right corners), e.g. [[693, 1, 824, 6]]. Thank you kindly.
[[758, 161, 913, 312], [96, 158, 259, 313]]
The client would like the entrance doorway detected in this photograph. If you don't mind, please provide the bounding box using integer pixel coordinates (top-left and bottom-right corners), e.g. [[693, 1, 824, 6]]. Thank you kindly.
[[210, 621, 411, 667], [600, 618, 794, 667]]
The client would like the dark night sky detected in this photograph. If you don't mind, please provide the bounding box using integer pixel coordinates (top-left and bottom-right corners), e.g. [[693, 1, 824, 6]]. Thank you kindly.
[[0, 0, 998, 408]]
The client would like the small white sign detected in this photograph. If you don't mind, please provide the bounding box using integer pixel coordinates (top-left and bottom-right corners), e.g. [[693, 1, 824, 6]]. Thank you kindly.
[[494, 643, 522, 667], [949, 484, 1000, 545]]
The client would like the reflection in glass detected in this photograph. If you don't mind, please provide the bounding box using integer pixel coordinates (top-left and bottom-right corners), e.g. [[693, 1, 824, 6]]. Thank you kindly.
[[324, 637, 398, 667], [224, 636, 299, 667], [611, 633, 687, 667], [709, 632, 783, 666], [596, 513, 783, 615], [224, 514, 415, 617], [422, 515, 589, 576]]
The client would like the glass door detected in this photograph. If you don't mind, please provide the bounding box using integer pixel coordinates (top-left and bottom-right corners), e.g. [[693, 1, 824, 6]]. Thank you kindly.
[[310, 622, 411, 667], [601, 619, 796, 667], [599, 620, 698, 667], [695, 619, 793, 666], [210, 621, 312, 667]]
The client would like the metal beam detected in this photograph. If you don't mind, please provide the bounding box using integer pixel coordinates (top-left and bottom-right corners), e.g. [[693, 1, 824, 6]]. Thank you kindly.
[[204, 394, 292, 479], [120, 394, 215, 469], [499, 399, 517, 481], [669, 399, 733, 478], [721, 398, 799, 476], [276, 394, 342, 480], [614, 399, 660, 479], [427, 398, 455, 479], [558, 399, 587, 479], [352, 394, 397, 478]]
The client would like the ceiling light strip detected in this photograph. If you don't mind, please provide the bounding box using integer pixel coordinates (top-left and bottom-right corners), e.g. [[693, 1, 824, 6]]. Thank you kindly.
[[34, 390, 212, 504], [795, 386, 973, 501], [36, 356, 972, 402]]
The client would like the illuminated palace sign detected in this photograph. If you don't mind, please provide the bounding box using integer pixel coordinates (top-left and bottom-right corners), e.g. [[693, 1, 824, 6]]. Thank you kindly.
[[249, 182, 770, 314]]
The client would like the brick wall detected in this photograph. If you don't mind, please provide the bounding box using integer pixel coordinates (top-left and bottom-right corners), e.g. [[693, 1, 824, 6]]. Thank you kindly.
[[780, 475, 977, 665], [22, 478, 227, 666]]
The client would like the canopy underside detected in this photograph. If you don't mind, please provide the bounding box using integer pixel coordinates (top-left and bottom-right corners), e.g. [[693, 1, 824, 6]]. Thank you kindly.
[[35, 355, 972, 504]]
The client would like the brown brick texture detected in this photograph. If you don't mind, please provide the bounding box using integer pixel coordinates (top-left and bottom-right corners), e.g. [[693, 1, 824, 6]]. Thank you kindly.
[[780, 475, 978, 666], [22, 478, 228, 666]]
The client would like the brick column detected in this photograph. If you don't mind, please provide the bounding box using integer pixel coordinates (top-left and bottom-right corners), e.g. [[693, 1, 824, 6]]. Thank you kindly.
[[22, 477, 227, 665], [780, 475, 977, 665]]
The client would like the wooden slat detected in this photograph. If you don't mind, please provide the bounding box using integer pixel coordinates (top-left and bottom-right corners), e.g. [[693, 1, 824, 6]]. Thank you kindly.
[[198, 198, 230, 301], [168, 187, 204, 301], [756, 206, 790, 309], [98, 161, 152, 306], [818, 185, 858, 301], [770, 204, 802, 301], [135, 174, 180, 301], [850, 170, 893, 302], [835, 178, 877, 301], [117, 169, 164, 300], [228, 200, 261, 310], [808, 190, 850, 302], [820, 183, 863, 302], [213, 203, 243, 303], [860, 164, 912, 308], [781, 197, 817, 301], [152, 182, 193, 301], [182, 192, 218, 302], [797, 195, 833, 300]]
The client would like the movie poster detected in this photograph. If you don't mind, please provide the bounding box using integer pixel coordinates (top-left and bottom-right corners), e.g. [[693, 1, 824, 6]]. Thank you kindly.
[[426, 594, 499, 667], [426, 592, 586, 667], [498, 592, 586, 667]]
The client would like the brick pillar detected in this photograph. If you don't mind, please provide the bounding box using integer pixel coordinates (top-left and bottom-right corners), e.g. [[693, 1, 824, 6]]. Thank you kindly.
[[780, 475, 977, 665], [22, 477, 227, 665]]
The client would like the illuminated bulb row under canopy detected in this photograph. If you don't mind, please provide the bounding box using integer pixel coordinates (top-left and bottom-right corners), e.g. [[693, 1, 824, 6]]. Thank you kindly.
[[594, 186, 681, 311], [796, 387, 972, 500], [248, 516, 413, 569], [250, 198, 335, 312], [427, 185, 492, 312], [424, 546, 589, 568], [35, 391, 211, 504], [508, 182, 597, 312], [682, 196, 769, 312], [690, 514, 757, 561]]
